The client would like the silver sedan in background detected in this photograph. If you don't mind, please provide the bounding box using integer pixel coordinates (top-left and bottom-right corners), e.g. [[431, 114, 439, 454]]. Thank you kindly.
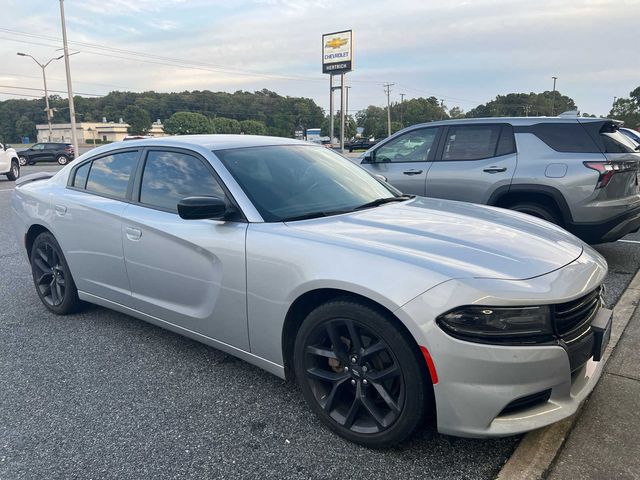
[[11, 135, 611, 447]]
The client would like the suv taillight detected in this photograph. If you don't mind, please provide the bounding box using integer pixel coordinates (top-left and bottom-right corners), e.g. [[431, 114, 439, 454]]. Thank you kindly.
[[583, 161, 636, 188]]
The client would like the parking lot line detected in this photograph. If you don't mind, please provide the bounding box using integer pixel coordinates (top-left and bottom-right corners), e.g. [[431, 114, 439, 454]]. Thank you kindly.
[[618, 239, 640, 244], [0, 188, 14, 192]]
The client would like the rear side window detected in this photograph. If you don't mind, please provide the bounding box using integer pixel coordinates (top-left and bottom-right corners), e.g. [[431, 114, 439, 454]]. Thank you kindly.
[[582, 122, 637, 154], [85, 151, 138, 199], [524, 123, 600, 153], [139, 150, 225, 212], [442, 125, 502, 161], [72, 162, 90, 189]]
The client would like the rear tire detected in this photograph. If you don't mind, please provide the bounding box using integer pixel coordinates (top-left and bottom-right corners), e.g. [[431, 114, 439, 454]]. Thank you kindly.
[[56, 155, 69, 165], [30, 232, 81, 315], [6, 160, 19, 181], [293, 299, 430, 448], [509, 202, 561, 225]]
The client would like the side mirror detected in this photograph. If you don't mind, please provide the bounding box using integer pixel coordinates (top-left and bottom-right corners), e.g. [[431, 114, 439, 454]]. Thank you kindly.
[[361, 150, 375, 164], [178, 196, 228, 220]]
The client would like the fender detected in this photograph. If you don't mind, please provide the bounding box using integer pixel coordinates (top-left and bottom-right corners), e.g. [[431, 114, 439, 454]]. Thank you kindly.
[[487, 183, 574, 225]]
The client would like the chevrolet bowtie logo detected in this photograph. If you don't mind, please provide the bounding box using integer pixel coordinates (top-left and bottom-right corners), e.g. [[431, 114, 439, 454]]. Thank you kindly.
[[326, 38, 348, 49]]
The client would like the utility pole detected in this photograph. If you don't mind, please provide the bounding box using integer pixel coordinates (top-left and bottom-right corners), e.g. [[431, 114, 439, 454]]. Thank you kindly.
[[523, 105, 530, 117], [550, 76, 558, 116], [59, 0, 79, 155], [440, 99, 445, 120], [17, 52, 64, 142], [383, 83, 394, 137], [399, 93, 405, 128]]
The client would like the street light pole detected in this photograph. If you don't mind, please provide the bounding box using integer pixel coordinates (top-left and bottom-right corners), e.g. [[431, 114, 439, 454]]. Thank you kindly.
[[551, 76, 558, 116], [16, 52, 64, 142], [59, 0, 79, 155], [399, 93, 405, 128]]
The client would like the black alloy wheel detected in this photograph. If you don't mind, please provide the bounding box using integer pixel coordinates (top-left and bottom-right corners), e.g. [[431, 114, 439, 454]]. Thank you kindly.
[[30, 232, 81, 314], [294, 300, 431, 447]]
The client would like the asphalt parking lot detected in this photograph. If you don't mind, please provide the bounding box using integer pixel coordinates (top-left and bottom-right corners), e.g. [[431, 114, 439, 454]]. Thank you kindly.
[[1, 165, 639, 480]]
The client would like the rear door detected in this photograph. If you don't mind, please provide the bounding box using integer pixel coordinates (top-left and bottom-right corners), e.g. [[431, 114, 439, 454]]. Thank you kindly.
[[426, 124, 517, 203], [29, 143, 47, 162], [360, 127, 441, 196], [43, 143, 59, 161], [121, 148, 249, 349], [56, 149, 140, 305]]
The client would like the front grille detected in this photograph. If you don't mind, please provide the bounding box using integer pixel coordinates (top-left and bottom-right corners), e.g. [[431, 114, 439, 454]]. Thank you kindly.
[[553, 287, 602, 371], [554, 287, 601, 341], [500, 389, 552, 415]]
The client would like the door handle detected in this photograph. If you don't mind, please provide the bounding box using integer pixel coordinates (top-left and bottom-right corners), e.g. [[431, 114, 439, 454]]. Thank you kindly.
[[125, 226, 142, 241], [403, 169, 423, 176], [483, 166, 507, 173], [54, 204, 67, 216]]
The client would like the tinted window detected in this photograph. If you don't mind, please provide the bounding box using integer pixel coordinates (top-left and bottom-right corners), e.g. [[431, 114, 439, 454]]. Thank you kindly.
[[32, 144, 44, 151], [496, 126, 516, 156], [73, 162, 90, 189], [140, 151, 225, 212], [86, 151, 138, 199], [442, 125, 501, 161], [217, 145, 396, 222], [527, 123, 600, 153], [46, 143, 59, 149], [374, 128, 438, 163]]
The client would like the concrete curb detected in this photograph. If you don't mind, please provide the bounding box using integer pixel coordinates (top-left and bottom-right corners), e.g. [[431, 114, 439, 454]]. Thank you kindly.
[[496, 269, 640, 480]]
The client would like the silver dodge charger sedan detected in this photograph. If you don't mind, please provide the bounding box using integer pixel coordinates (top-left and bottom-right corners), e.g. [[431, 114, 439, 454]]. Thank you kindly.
[[11, 135, 612, 447]]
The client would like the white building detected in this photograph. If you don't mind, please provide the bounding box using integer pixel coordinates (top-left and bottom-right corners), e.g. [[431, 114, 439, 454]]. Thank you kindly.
[[36, 120, 165, 144]]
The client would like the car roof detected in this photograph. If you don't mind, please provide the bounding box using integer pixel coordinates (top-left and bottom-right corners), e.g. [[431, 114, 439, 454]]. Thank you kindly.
[[400, 116, 616, 129], [114, 134, 309, 150]]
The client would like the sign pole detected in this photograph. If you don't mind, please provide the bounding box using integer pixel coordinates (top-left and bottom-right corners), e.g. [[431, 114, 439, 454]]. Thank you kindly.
[[329, 75, 334, 145], [340, 73, 346, 153]]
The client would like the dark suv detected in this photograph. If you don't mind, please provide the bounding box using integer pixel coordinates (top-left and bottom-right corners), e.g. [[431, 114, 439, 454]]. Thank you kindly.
[[359, 116, 640, 244], [18, 143, 75, 166]]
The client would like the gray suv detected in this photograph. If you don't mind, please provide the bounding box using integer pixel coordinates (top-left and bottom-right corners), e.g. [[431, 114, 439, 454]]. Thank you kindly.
[[359, 117, 640, 244]]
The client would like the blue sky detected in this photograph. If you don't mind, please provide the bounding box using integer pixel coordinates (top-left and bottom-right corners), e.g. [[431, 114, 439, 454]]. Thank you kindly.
[[0, 0, 638, 117]]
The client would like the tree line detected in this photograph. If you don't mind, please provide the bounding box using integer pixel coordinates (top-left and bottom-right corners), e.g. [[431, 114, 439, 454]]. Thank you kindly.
[[0, 85, 638, 143]]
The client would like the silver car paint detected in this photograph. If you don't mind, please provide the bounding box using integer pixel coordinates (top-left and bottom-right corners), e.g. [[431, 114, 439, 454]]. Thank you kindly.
[[11, 135, 609, 438], [360, 116, 640, 234]]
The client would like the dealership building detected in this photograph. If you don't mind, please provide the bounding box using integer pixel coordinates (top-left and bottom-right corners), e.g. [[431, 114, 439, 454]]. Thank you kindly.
[[36, 120, 165, 143]]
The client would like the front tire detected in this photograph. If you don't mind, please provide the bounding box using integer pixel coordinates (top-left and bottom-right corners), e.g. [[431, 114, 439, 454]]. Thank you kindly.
[[293, 299, 430, 448], [56, 155, 69, 165], [30, 232, 81, 315], [6, 160, 19, 181], [18, 156, 27, 166]]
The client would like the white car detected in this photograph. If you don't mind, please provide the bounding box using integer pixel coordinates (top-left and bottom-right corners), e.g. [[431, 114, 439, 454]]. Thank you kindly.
[[0, 143, 20, 181]]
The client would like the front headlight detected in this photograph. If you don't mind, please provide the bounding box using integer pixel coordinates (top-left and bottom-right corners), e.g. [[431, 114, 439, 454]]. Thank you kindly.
[[436, 305, 553, 344]]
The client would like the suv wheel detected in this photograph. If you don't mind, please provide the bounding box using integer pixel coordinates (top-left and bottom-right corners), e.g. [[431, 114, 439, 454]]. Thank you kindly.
[[6, 160, 19, 181], [293, 299, 430, 448], [510, 202, 561, 225], [56, 155, 69, 165], [18, 156, 27, 166], [30, 232, 81, 315]]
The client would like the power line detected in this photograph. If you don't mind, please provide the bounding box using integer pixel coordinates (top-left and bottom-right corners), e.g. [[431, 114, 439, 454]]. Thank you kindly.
[[0, 84, 103, 97]]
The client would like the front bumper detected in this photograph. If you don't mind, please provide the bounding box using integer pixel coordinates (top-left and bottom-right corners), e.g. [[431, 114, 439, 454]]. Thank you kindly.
[[396, 247, 608, 438]]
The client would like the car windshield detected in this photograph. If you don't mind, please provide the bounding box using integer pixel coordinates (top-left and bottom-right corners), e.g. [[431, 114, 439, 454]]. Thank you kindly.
[[215, 145, 399, 222]]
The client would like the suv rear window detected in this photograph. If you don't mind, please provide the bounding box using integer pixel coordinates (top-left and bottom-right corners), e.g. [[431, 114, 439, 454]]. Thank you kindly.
[[522, 123, 600, 153], [582, 122, 637, 154]]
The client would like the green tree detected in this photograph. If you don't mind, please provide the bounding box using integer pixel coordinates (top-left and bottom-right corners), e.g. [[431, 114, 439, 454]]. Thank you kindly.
[[211, 117, 241, 134], [124, 105, 152, 135], [163, 112, 213, 135], [239, 119, 267, 135], [608, 86, 640, 129], [466, 91, 577, 118], [15, 114, 36, 141]]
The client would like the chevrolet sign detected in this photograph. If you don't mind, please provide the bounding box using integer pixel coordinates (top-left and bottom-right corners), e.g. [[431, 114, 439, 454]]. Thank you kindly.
[[322, 30, 353, 74]]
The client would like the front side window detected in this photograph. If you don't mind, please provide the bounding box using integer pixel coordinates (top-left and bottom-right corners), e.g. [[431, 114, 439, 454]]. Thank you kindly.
[[442, 125, 502, 161], [85, 151, 138, 199], [32, 144, 44, 151], [216, 145, 397, 222], [374, 128, 438, 163], [139, 150, 225, 212]]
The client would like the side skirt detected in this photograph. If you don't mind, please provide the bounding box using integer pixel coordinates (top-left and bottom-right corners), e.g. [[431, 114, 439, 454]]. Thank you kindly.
[[78, 290, 286, 379]]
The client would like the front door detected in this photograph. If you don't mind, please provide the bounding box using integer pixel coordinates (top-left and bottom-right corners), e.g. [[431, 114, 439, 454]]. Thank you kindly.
[[360, 127, 441, 196], [426, 124, 517, 203], [122, 149, 249, 349]]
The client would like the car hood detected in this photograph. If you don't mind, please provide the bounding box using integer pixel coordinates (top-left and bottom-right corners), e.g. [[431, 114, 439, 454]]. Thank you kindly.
[[286, 197, 585, 281]]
